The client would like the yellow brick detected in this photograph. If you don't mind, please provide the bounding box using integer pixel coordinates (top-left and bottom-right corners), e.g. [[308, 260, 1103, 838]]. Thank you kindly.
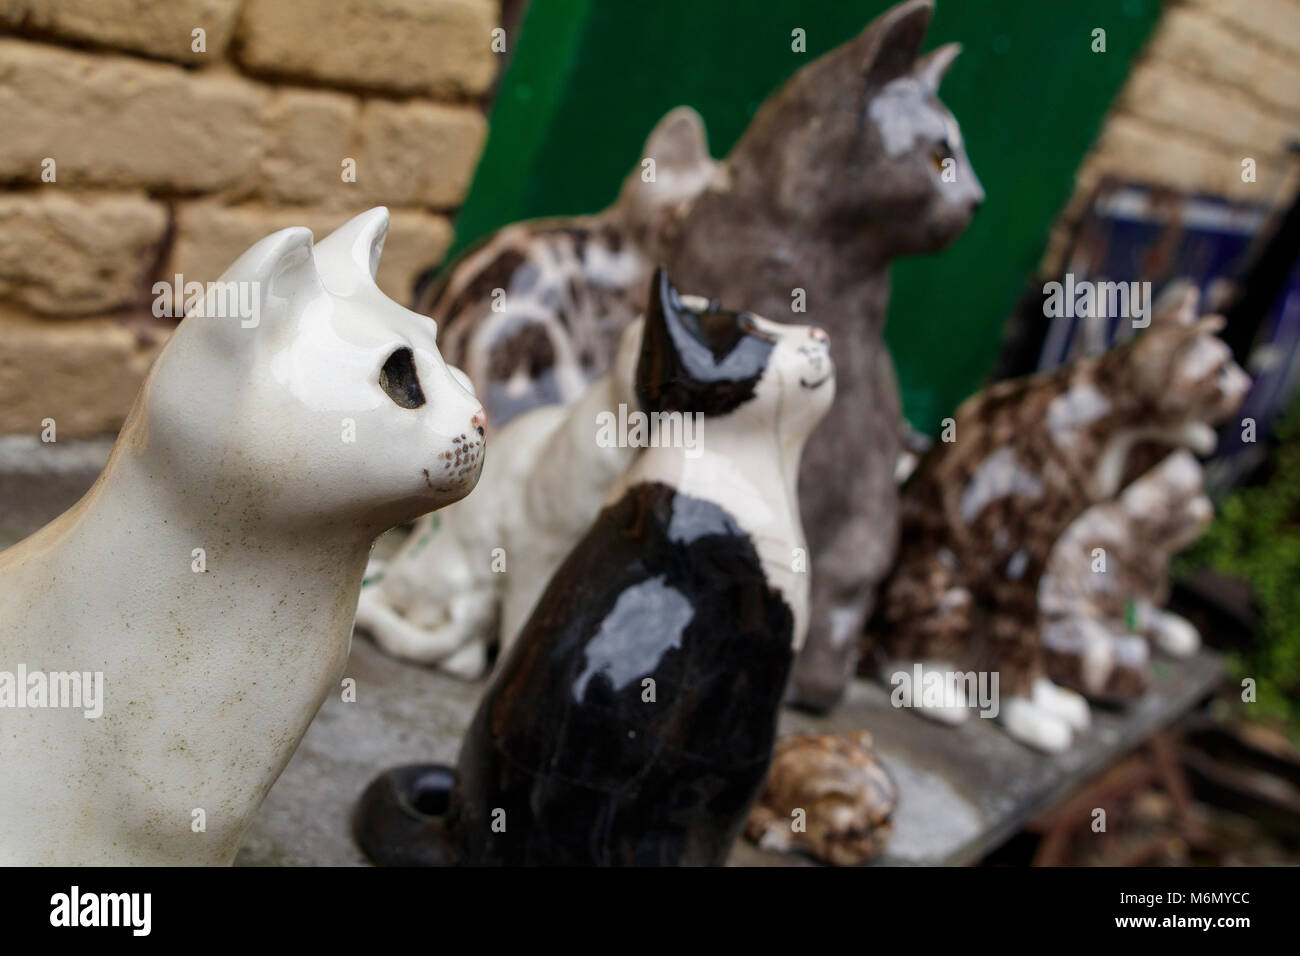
[[0, 309, 161, 438], [0, 0, 241, 62], [236, 0, 500, 97], [1181, 0, 1300, 59], [168, 202, 453, 305], [261, 89, 362, 204], [0, 191, 168, 315], [1121, 60, 1295, 161], [0, 39, 266, 191], [358, 100, 487, 209], [1148, 6, 1300, 120], [1086, 113, 1285, 203]]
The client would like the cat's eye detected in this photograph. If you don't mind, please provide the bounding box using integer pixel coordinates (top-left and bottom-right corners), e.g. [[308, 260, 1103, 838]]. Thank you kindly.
[[931, 141, 954, 174], [379, 347, 426, 409]]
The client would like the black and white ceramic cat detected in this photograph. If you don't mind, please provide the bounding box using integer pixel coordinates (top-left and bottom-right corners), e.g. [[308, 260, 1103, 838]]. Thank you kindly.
[[354, 270, 834, 865], [414, 0, 981, 712]]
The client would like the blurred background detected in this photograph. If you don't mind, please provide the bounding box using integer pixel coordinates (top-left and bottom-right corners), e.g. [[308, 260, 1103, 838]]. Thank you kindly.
[[2, 0, 1299, 865]]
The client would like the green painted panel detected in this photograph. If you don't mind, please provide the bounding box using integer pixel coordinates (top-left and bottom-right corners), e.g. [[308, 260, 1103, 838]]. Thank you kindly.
[[447, 0, 1162, 432]]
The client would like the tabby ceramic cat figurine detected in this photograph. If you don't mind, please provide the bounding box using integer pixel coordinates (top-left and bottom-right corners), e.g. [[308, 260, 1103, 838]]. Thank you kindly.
[[414, 106, 716, 423], [414, 0, 980, 712], [868, 289, 1250, 751], [1039, 450, 1213, 700], [0, 208, 486, 865], [354, 269, 834, 865], [744, 730, 898, 866], [354, 314, 643, 677]]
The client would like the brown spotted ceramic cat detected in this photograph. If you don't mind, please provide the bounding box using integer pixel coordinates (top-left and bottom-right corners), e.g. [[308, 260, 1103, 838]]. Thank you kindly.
[[413, 106, 715, 425], [1039, 450, 1213, 701], [867, 289, 1250, 751], [415, 0, 982, 713]]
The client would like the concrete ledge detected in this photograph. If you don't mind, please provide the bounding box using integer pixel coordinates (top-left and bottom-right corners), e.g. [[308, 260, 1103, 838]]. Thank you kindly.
[[239, 633, 1223, 866]]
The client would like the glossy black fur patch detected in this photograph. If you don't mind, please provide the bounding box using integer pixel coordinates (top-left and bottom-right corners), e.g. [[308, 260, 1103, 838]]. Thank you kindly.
[[446, 481, 795, 865], [636, 268, 774, 416]]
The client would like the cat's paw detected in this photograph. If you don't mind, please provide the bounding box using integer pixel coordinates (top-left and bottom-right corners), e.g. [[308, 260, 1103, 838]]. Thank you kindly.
[[1030, 677, 1090, 732], [1150, 610, 1200, 658], [881, 660, 971, 725], [440, 640, 489, 680], [998, 696, 1074, 753]]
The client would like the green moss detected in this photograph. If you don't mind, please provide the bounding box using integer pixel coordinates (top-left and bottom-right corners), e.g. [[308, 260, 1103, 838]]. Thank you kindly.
[[1179, 404, 1300, 732]]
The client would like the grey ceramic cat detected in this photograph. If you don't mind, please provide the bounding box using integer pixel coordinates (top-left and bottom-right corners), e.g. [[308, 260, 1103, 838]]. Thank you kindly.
[[416, 0, 981, 711], [667, 0, 982, 709]]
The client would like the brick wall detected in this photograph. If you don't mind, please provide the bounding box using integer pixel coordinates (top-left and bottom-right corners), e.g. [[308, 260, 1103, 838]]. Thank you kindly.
[[1041, 0, 1300, 276], [0, 0, 501, 437]]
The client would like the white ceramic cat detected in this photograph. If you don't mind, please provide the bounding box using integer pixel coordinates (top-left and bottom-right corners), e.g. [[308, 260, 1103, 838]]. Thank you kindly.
[[358, 291, 724, 678], [0, 208, 486, 865]]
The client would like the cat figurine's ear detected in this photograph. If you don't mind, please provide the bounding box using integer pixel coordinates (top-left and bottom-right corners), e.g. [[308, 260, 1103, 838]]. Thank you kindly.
[[220, 225, 318, 304], [915, 41, 961, 92], [636, 268, 691, 412], [636, 268, 772, 416], [860, 0, 933, 91], [188, 225, 321, 347], [1144, 281, 1230, 353], [1131, 283, 1202, 387], [1150, 281, 1201, 328], [314, 207, 389, 293], [637, 267, 729, 412], [619, 107, 715, 226]]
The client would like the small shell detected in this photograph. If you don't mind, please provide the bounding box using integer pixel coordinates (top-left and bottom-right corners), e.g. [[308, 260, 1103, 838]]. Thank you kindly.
[[745, 729, 898, 866]]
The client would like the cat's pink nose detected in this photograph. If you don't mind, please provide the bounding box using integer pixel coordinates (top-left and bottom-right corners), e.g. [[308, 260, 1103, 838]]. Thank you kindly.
[[809, 327, 829, 345], [471, 407, 487, 437]]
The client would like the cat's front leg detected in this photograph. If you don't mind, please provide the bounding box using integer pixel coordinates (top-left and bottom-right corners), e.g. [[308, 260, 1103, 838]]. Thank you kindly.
[[1030, 677, 1090, 730], [879, 659, 972, 724], [997, 696, 1073, 753], [996, 679, 1090, 753]]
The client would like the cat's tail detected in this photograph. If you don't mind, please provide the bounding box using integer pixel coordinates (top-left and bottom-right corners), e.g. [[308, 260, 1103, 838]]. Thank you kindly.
[[353, 764, 459, 866]]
